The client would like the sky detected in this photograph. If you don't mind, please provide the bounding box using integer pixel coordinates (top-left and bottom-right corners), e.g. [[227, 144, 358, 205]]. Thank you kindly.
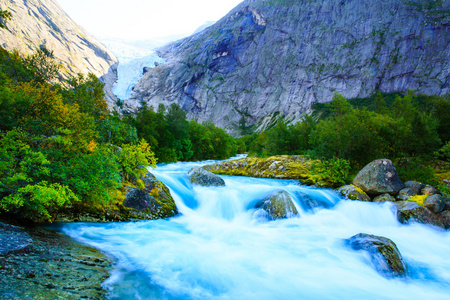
[[57, 0, 244, 41]]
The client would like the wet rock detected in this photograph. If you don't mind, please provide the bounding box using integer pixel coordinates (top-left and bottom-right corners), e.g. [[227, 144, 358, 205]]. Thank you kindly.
[[396, 188, 415, 201], [345, 233, 407, 278], [421, 185, 442, 196], [189, 166, 225, 187], [404, 181, 425, 195], [123, 170, 178, 219], [0, 225, 111, 299], [295, 192, 331, 211], [424, 195, 446, 214], [337, 185, 371, 201], [353, 159, 404, 196], [439, 211, 450, 229], [0, 222, 32, 256], [394, 201, 445, 229], [373, 193, 396, 203], [255, 190, 298, 220]]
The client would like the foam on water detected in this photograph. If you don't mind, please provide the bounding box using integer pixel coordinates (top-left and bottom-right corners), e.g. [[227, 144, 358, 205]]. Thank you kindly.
[[61, 160, 450, 299]]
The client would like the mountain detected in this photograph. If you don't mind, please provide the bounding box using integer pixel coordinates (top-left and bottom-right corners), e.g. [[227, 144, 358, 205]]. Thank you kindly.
[[0, 0, 118, 108], [126, 0, 450, 135]]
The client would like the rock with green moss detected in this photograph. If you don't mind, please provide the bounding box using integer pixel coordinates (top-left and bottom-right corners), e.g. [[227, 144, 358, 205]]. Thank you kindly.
[[421, 185, 442, 196], [394, 201, 445, 229], [124, 170, 178, 219], [188, 166, 225, 187], [255, 190, 299, 220], [404, 181, 425, 195], [353, 159, 404, 196], [373, 193, 396, 203], [337, 185, 371, 201], [345, 233, 407, 278], [396, 188, 415, 201], [439, 211, 450, 229], [424, 194, 446, 214]]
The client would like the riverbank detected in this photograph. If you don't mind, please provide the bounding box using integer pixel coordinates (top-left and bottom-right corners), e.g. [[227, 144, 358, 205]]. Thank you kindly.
[[0, 222, 112, 299]]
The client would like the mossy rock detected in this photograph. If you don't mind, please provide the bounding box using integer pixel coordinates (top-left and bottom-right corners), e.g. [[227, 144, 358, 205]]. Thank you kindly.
[[353, 159, 404, 196], [373, 193, 396, 203], [345, 233, 407, 278], [254, 190, 299, 220], [188, 167, 225, 187], [203, 155, 319, 186], [337, 185, 371, 201], [394, 201, 445, 229]]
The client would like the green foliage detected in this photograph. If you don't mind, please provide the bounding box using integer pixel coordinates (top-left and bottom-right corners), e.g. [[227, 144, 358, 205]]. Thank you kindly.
[[0, 9, 12, 29], [312, 158, 351, 186], [326, 93, 353, 117], [1, 181, 78, 222], [24, 46, 59, 83], [435, 141, 450, 161], [116, 139, 157, 184], [395, 157, 438, 185]]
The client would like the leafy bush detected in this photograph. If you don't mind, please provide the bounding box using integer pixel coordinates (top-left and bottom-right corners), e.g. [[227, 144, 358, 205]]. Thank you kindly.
[[312, 158, 351, 186]]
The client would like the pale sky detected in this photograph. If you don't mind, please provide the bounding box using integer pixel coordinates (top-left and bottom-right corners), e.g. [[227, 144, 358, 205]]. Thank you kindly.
[[57, 0, 244, 41]]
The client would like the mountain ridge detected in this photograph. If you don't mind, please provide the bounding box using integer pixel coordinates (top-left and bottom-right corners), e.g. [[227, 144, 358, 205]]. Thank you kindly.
[[126, 0, 450, 135], [0, 0, 118, 108]]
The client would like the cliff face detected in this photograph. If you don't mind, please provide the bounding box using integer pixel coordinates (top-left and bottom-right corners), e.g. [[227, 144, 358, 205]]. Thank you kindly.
[[0, 0, 118, 108], [128, 0, 450, 134]]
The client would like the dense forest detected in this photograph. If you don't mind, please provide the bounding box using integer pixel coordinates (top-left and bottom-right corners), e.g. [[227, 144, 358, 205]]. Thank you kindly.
[[0, 46, 237, 222], [237, 91, 450, 192]]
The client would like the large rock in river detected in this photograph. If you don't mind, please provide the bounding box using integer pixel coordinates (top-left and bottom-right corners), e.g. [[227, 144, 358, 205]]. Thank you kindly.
[[255, 190, 298, 220], [124, 170, 178, 219], [337, 185, 371, 202], [394, 201, 445, 229], [353, 159, 404, 196], [345, 233, 407, 278], [189, 167, 225, 187]]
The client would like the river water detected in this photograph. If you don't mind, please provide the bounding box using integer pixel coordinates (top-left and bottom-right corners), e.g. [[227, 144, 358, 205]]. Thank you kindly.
[[61, 160, 450, 300]]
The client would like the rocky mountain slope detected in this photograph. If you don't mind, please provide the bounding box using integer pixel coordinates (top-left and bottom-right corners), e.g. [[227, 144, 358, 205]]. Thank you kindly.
[[127, 0, 450, 135], [0, 0, 118, 107]]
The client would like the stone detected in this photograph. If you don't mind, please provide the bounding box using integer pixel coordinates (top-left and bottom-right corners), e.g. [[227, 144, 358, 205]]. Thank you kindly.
[[0, 0, 118, 109], [0, 222, 32, 256], [126, 0, 450, 135], [396, 188, 415, 201], [295, 192, 332, 211], [421, 185, 442, 196], [404, 181, 425, 195], [373, 193, 396, 203], [337, 185, 371, 202], [255, 190, 299, 220], [424, 194, 446, 214], [353, 159, 404, 196], [188, 167, 226, 187], [345, 233, 407, 278], [438, 211, 450, 230], [394, 201, 445, 229]]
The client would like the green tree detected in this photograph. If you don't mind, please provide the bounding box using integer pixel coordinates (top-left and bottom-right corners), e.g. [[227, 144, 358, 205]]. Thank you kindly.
[[326, 93, 353, 117], [25, 45, 59, 83], [0, 10, 12, 29]]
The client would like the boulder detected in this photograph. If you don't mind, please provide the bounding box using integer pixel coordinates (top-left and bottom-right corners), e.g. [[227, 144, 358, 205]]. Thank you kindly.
[[0, 222, 32, 256], [345, 233, 407, 278], [373, 193, 396, 203], [124, 170, 178, 219], [353, 159, 404, 196], [295, 192, 331, 211], [337, 185, 371, 202], [438, 211, 450, 230], [404, 181, 425, 195], [255, 190, 299, 220], [396, 188, 415, 201], [424, 195, 446, 214], [188, 167, 226, 187], [394, 201, 445, 229], [421, 185, 442, 196]]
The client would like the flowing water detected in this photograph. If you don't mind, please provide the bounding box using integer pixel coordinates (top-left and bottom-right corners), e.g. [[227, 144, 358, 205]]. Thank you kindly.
[[61, 160, 450, 300]]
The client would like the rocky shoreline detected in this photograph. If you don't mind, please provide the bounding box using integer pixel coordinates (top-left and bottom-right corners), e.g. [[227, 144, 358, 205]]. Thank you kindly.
[[0, 222, 112, 299]]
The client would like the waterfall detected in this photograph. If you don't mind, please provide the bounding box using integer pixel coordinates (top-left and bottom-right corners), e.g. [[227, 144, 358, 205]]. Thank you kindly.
[[61, 160, 450, 300]]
